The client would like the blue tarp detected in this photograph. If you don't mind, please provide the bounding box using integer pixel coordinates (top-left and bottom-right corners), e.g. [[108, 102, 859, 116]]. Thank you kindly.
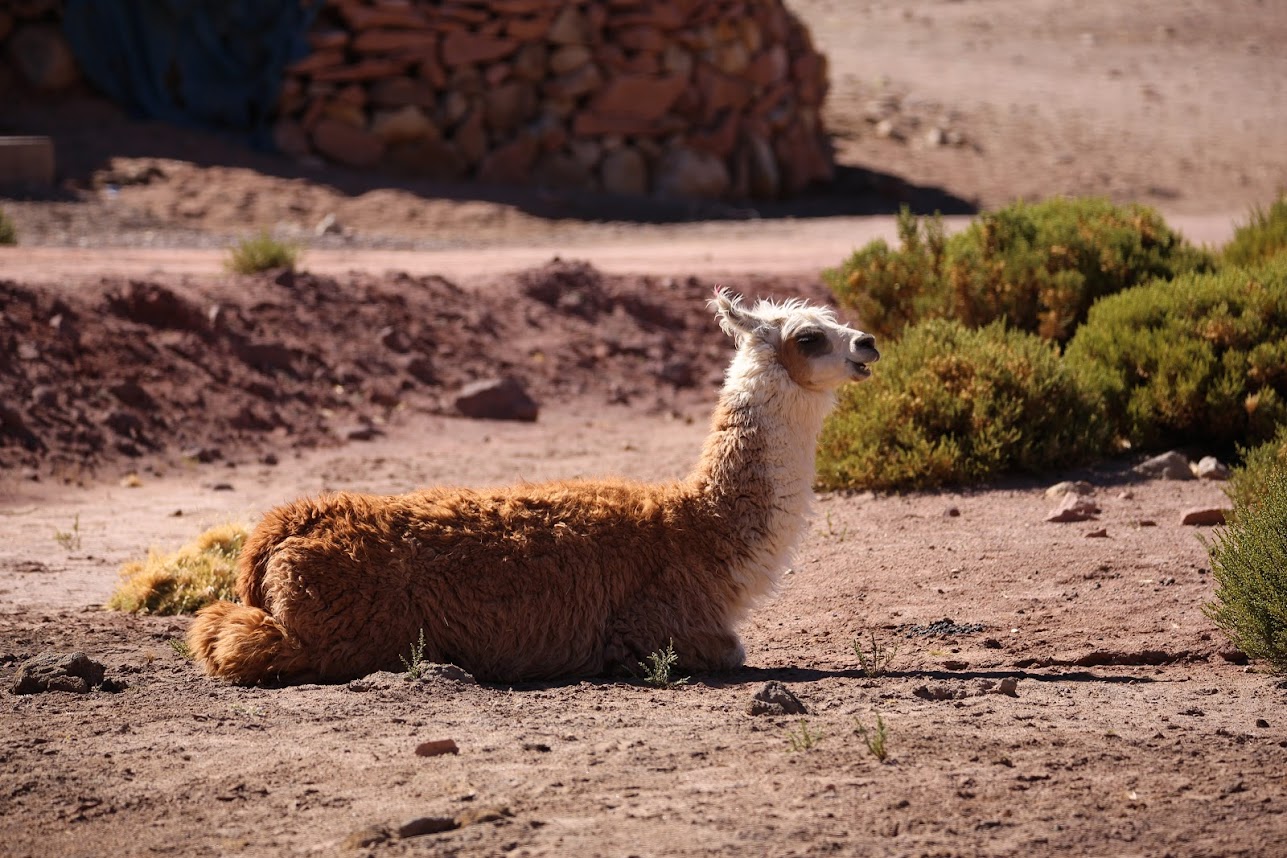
[[63, 0, 321, 146]]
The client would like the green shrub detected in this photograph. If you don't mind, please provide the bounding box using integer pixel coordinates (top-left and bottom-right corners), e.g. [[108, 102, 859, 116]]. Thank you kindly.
[[826, 198, 1209, 343], [1227, 425, 1287, 514], [225, 231, 300, 274], [0, 207, 16, 245], [1223, 197, 1287, 268], [108, 524, 247, 614], [1064, 258, 1287, 452], [816, 319, 1112, 491], [1204, 458, 1287, 674]]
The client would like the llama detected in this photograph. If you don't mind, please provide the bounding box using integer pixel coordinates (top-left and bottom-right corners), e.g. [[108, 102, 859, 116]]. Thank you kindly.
[[188, 289, 879, 684]]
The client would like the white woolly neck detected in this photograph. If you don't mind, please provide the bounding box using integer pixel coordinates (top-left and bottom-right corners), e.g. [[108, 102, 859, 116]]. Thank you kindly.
[[690, 343, 836, 608]]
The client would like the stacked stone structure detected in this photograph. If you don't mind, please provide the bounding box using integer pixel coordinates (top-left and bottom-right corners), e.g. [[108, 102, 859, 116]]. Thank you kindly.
[[274, 0, 833, 199]]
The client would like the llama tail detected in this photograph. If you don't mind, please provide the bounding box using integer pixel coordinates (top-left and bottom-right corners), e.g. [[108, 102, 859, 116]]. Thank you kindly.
[[187, 601, 312, 685]]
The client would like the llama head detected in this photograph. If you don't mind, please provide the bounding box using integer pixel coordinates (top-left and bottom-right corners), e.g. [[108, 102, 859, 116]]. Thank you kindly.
[[711, 287, 879, 393]]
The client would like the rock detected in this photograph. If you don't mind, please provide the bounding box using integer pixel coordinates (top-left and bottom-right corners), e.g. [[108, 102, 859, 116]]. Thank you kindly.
[[11, 651, 106, 695], [991, 677, 1019, 697], [454, 378, 539, 422], [441, 32, 518, 67], [1181, 506, 1229, 526], [478, 135, 538, 185], [1085, 528, 1109, 538], [1133, 450, 1194, 480], [600, 146, 648, 196], [1044, 480, 1094, 498], [397, 817, 458, 838], [8, 25, 79, 90], [342, 425, 384, 442], [414, 739, 460, 757], [1196, 456, 1230, 480], [455, 806, 510, 827], [548, 45, 592, 74], [182, 446, 222, 464], [1219, 649, 1250, 665], [368, 77, 438, 109], [1045, 493, 1101, 523], [371, 106, 437, 144], [311, 119, 385, 168], [544, 62, 603, 100], [654, 146, 730, 199], [315, 212, 343, 236], [484, 81, 537, 133], [588, 74, 688, 120], [913, 684, 967, 701], [744, 132, 780, 199], [343, 826, 391, 849], [943, 506, 961, 518], [547, 5, 589, 44], [747, 681, 807, 716]]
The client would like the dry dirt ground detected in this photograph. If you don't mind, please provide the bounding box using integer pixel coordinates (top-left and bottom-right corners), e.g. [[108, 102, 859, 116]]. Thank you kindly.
[[4, 2, 1287, 857]]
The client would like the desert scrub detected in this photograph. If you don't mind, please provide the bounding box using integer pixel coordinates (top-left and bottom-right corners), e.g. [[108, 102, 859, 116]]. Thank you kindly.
[[826, 198, 1209, 343], [1223, 196, 1287, 267], [108, 524, 247, 614], [225, 231, 300, 274], [1064, 258, 1287, 452], [640, 639, 689, 688], [1227, 425, 1287, 515], [1204, 458, 1287, 673], [817, 319, 1111, 491], [0, 207, 15, 245]]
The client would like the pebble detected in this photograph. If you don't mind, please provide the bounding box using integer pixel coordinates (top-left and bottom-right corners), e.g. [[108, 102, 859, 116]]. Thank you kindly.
[[1133, 450, 1194, 480], [414, 738, 460, 757], [1180, 506, 1228, 526], [1045, 480, 1093, 498], [1046, 493, 1100, 522], [747, 681, 807, 716]]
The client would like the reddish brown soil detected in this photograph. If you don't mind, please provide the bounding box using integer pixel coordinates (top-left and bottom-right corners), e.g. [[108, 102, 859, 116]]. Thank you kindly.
[[4, 2, 1287, 857]]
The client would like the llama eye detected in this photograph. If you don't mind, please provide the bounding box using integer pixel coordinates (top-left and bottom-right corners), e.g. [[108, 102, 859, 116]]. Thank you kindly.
[[795, 331, 829, 355]]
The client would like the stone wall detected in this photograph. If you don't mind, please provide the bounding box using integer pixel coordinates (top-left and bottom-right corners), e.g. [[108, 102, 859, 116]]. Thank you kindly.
[[273, 0, 833, 200]]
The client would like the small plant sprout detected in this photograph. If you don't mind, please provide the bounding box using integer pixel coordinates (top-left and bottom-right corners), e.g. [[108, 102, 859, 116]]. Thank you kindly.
[[640, 639, 690, 688], [786, 718, 822, 752], [54, 514, 82, 551], [169, 638, 194, 661], [853, 629, 900, 678], [401, 629, 429, 680], [854, 712, 889, 762]]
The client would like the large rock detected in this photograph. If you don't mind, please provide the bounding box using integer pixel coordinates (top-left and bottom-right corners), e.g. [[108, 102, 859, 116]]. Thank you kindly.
[[371, 106, 438, 144], [600, 146, 648, 196], [8, 24, 79, 91], [588, 74, 688, 120], [1133, 450, 1195, 480], [454, 378, 539, 422], [654, 147, 730, 199], [441, 31, 518, 67], [11, 652, 106, 695], [1181, 507, 1229, 526], [312, 118, 385, 168]]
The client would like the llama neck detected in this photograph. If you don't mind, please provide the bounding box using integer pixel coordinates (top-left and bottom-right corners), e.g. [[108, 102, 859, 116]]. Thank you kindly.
[[688, 348, 834, 605]]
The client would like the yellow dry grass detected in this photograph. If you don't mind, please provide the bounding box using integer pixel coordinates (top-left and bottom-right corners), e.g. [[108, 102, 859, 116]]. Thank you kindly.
[[107, 524, 248, 615]]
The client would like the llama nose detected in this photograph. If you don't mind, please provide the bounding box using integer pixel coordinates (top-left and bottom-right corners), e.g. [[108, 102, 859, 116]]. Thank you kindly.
[[853, 333, 877, 351]]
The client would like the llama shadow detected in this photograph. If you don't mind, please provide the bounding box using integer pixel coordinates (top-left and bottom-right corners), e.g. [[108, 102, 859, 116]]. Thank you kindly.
[[700, 664, 1157, 687]]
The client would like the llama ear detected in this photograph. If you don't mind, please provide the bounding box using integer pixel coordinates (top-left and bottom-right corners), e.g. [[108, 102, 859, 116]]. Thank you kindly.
[[710, 287, 758, 341]]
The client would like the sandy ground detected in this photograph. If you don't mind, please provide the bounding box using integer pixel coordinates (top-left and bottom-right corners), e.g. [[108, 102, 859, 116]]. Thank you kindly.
[[4, 1, 1287, 856]]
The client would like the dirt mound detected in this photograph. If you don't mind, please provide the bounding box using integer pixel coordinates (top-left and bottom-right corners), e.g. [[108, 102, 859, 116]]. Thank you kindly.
[[0, 261, 829, 474]]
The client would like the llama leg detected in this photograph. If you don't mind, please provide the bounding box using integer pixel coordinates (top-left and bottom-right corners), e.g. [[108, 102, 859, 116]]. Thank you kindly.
[[675, 627, 746, 673]]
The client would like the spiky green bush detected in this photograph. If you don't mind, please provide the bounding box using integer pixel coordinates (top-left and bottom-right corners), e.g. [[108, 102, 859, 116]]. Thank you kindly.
[[1223, 197, 1287, 268], [1204, 457, 1287, 674], [1063, 258, 1287, 452], [826, 198, 1210, 343], [0, 207, 16, 245], [816, 319, 1112, 491], [225, 231, 300, 274], [1227, 425, 1287, 514]]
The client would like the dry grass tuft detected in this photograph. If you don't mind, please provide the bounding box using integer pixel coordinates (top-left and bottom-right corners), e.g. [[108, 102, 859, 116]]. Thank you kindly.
[[108, 524, 248, 615]]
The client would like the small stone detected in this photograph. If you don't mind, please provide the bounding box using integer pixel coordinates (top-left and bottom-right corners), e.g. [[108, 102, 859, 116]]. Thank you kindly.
[[314, 213, 343, 236], [342, 425, 384, 442], [547, 5, 588, 44], [370, 105, 437, 144], [455, 806, 509, 827], [1085, 528, 1109, 538], [747, 681, 807, 716], [1181, 506, 1228, 526], [943, 659, 969, 671], [1219, 649, 1250, 665], [1045, 480, 1094, 499], [183, 446, 222, 464], [1256, 718, 1270, 728], [1133, 450, 1194, 480], [454, 378, 539, 422], [414, 738, 460, 757], [992, 677, 1019, 697], [343, 826, 391, 849], [943, 506, 961, 518], [1196, 456, 1231, 480], [983, 638, 1003, 649], [211, 482, 234, 492], [397, 817, 458, 838], [913, 684, 966, 701], [1045, 493, 1101, 523]]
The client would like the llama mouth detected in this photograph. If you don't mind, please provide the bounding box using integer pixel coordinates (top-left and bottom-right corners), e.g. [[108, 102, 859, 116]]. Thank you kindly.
[[847, 360, 872, 378]]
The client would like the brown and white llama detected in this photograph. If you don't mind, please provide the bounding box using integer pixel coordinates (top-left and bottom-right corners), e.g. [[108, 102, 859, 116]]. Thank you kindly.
[[188, 289, 879, 684]]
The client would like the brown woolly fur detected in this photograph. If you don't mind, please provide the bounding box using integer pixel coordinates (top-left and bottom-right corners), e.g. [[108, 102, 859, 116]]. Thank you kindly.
[[188, 290, 880, 684]]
